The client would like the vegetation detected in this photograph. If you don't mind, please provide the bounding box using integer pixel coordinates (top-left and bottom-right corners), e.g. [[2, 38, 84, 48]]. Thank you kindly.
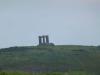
[[0, 45, 100, 75], [0, 71, 96, 75]]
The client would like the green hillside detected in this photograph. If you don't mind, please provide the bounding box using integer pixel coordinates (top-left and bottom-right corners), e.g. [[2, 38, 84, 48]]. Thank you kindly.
[[0, 45, 100, 74]]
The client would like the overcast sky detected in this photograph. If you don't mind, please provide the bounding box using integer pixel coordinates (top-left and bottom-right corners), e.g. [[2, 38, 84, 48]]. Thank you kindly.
[[0, 0, 100, 48]]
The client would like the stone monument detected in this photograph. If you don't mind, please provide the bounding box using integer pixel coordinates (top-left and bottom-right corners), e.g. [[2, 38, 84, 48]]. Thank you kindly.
[[38, 35, 54, 46]]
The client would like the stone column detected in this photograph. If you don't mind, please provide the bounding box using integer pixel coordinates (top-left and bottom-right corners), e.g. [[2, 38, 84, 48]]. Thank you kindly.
[[39, 36, 42, 45], [46, 35, 49, 44], [43, 36, 45, 44]]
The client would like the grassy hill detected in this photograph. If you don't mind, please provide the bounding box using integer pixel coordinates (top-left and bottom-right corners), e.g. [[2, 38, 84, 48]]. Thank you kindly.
[[0, 45, 100, 74]]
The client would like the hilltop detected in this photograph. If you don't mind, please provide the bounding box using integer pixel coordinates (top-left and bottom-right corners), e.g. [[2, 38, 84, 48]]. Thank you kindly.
[[0, 45, 100, 74]]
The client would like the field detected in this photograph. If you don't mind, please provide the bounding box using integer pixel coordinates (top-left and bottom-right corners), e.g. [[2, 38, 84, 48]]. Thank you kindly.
[[0, 45, 100, 75], [0, 71, 96, 75]]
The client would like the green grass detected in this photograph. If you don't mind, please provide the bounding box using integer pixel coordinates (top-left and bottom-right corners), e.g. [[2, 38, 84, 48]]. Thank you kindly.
[[0, 71, 96, 75], [0, 45, 100, 74]]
